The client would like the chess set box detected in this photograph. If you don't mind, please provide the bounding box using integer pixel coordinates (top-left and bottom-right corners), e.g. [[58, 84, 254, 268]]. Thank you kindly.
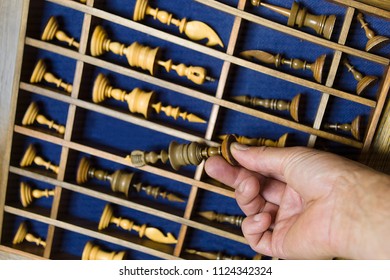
[[0, 0, 389, 260]]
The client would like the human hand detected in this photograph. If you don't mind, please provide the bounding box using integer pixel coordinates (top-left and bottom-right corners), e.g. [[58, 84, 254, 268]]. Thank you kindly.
[[205, 144, 390, 260]]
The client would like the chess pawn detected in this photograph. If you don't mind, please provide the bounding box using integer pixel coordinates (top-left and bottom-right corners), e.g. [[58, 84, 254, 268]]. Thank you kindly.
[[19, 144, 59, 174], [90, 26, 214, 85], [12, 222, 46, 248], [220, 133, 289, 148], [185, 249, 244, 260], [41, 16, 80, 49], [76, 157, 184, 202], [240, 50, 326, 83], [92, 73, 206, 123], [19, 182, 55, 207], [357, 12, 389, 52], [22, 102, 66, 134], [342, 59, 378, 95], [251, 0, 336, 39], [198, 211, 244, 227], [82, 241, 126, 260], [324, 115, 361, 140], [232, 93, 301, 122], [98, 204, 177, 244], [30, 59, 73, 93], [133, 0, 224, 47]]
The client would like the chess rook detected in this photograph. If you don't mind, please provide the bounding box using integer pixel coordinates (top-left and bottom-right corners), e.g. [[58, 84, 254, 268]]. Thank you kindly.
[[357, 12, 389, 52], [199, 211, 244, 227], [41, 16, 80, 49], [251, 0, 336, 39], [93, 73, 206, 123], [343, 58, 377, 95], [19, 182, 54, 208], [220, 133, 289, 147], [12, 222, 46, 248], [30, 59, 73, 93], [233, 93, 301, 122], [22, 102, 66, 134], [82, 241, 126, 260], [324, 115, 361, 140], [19, 144, 59, 174], [240, 50, 326, 83], [98, 204, 177, 244], [133, 0, 223, 47]]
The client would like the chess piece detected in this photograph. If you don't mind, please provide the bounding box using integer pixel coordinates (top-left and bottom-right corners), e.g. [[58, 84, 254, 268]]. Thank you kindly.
[[133, 0, 224, 47], [219, 133, 289, 147], [41, 16, 80, 49], [324, 115, 361, 140], [12, 222, 46, 248], [240, 49, 326, 83], [198, 211, 244, 227], [30, 59, 73, 93], [90, 26, 214, 85], [342, 58, 378, 95], [76, 157, 184, 202], [126, 134, 238, 170], [232, 93, 301, 122], [22, 102, 66, 134], [19, 144, 59, 174], [251, 0, 336, 39], [82, 241, 126, 260], [92, 73, 206, 123], [98, 204, 177, 244], [357, 12, 389, 52], [19, 182, 54, 207], [185, 249, 244, 260], [80, 0, 86, 3]]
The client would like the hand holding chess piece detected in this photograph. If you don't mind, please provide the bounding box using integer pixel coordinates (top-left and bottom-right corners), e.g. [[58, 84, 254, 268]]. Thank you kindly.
[[12, 222, 46, 248], [19, 182, 54, 207], [357, 12, 389, 52], [133, 0, 223, 47], [41, 16, 80, 49], [19, 144, 59, 174], [82, 241, 126, 260]]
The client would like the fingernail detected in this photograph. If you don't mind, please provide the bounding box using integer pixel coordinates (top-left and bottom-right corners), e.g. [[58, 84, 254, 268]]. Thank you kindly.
[[254, 213, 262, 222], [232, 142, 249, 151]]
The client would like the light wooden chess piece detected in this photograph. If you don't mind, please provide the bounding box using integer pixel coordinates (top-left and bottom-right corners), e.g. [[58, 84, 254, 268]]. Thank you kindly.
[[41, 16, 80, 49], [342, 58, 378, 95], [12, 222, 46, 248], [30, 59, 73, 93], [240, 49, 326, 83], [185, 249, 244, 260], [133, 0, 224, 47], [198, 211, 244, 227], [19, 182, 54, 208], [98, 204, 177, 244], [251, 0, 336, 39], [80, 0, 86, 3], [324, 115, 361, 140], [220, 133, 289, 147], [19, 144, 59, 174], [127, 134, 238, 170], [22, 102, 66, 134], [76, 157, 184, 202], [92, 73, 206, 123], [357, 12, 389, 52], [90, 26, 214, 85], [82, 241, 126, 260], [232, 93, 301, 122]]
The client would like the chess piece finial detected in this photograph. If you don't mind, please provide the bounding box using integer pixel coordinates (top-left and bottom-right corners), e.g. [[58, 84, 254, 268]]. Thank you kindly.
[[220, 133, 289, 147], [41, 16, 80, 49], [98, 204, 177, 244], [324, 115, 361, 140], [82, 241, 126, 260], [240, 50, 326, 83], [90, 26, 214, 85], [232, 93, 301, 122], [133, 0, 223, 47], [342, 58, 378, 95], [198, 211, 244, 227], [20, 144, 59, 174], [357, 12, 389, 52], [12, 222, 46, 248], [76, 157, 184, 202], [22, 102, 66, 134], [92, 73, 206, 123], [19, 182, 54, 208], [126, 134, 238, 170], [251, 0, 336, 39], [30, 59, 73, 93], [185, 249, 244, 260]]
